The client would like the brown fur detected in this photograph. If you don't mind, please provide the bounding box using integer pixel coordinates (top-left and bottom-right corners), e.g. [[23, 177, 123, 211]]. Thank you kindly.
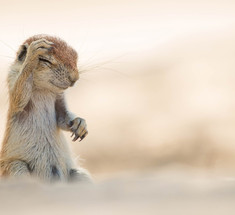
[[24, 35, 78, 70], [0, 35, 90, 183]]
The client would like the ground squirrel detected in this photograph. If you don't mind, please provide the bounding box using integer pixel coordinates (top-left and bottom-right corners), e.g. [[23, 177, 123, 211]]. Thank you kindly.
[[0, 35, 91, 183]]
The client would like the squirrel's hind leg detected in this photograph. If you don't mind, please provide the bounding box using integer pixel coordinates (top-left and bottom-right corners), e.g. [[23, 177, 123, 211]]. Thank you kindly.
[[1, 160, 31, 178]]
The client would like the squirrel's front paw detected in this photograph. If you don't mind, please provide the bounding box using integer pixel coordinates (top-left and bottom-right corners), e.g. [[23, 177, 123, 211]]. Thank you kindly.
[[69, 117, 88, 142], [25, 39, 53, 66]]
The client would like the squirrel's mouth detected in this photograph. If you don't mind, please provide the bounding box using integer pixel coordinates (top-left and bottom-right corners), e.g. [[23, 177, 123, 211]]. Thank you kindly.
[[49, 80, 68, 90]]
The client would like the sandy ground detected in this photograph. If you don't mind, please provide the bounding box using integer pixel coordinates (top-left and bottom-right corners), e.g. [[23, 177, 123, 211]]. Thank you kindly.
[[1, 171, 235, 215]]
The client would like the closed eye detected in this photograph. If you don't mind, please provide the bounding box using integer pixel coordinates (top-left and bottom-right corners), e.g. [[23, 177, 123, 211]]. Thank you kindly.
[[39, 57, 52, 65]]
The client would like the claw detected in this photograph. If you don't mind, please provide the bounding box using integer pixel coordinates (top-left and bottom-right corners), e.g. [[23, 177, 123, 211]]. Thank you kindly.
[[79, 131, 88, 142], [73, 134, 79, 142], [69, 118, 88, 142], [71, 128, 75, 133], [77, 120, 82, 129]]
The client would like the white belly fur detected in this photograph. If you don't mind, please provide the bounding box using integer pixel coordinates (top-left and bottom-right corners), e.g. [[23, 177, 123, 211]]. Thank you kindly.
[[5, 91, 74, 181]]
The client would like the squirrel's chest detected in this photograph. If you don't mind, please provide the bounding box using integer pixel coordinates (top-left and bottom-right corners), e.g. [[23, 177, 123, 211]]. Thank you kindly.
[[15, 96, 57, 133], [31, 102, 56, 127]]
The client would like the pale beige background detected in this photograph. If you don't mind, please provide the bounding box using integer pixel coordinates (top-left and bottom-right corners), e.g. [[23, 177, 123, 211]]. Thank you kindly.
[[1, 0, 235, 214]]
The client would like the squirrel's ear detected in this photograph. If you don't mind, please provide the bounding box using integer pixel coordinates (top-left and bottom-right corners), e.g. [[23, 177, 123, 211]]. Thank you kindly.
[[17, 43, 28, 62]]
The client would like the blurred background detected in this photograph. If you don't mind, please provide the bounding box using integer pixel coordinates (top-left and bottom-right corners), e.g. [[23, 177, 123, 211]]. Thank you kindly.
[[1, 0, 235, 181]]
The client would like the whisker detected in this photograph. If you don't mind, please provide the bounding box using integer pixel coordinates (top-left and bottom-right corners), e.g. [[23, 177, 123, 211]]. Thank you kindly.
[[79, 40, 114, 64], [80, 65, 130, 79], [80, 53, 128, 70], [78, 77, 98, 85], [96, 66, 130, 77], [79, 69, 89, 74], [80, 60, 118, 72]]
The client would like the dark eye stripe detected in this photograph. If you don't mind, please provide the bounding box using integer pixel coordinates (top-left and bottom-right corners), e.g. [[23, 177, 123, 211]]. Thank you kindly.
[[39, 57, 52, 65]]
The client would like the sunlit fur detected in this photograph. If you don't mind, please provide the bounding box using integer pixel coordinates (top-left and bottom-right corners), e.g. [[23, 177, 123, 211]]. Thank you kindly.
[[0, 35, 90, 183]]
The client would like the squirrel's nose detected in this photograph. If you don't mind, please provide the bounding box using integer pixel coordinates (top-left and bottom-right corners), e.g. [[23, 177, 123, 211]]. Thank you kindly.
[[69, 71, 79, 86], [70, 80, 76, 86], [69, 76, 77, 86]]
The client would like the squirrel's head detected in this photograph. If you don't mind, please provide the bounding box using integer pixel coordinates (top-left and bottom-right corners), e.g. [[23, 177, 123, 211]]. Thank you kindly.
[[15, 34, 79, 92]]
